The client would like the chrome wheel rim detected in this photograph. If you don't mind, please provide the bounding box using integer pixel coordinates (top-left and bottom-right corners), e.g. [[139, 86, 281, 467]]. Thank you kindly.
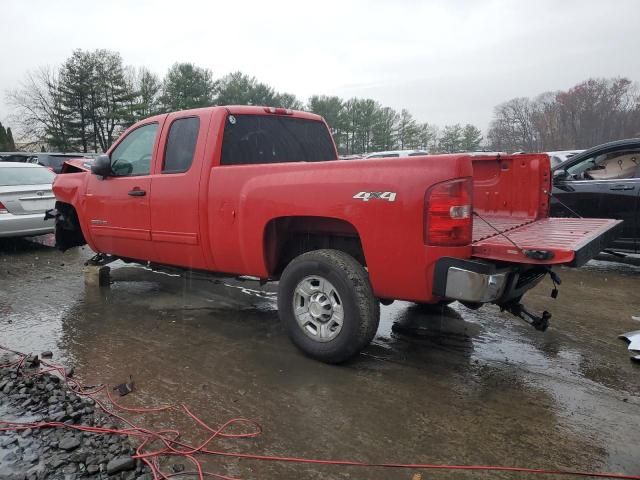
[[293, 276, 344, 342]]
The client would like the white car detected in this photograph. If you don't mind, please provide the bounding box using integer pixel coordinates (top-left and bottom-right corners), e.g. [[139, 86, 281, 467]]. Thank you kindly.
[[363, 149, 429, 159], [0, 162, 56, 237]]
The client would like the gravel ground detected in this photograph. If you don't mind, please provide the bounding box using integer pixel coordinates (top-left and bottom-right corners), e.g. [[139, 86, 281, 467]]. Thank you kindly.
[[0, 352, 152, 480], [2, 237, 639, 479]]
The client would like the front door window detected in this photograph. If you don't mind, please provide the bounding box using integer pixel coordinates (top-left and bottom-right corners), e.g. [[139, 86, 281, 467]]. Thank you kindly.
[[110, 123, 158, 176], [566, 150, 639, 181]]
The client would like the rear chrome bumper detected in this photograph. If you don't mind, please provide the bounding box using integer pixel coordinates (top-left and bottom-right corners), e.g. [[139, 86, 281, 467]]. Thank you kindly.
[[433, 257, 546, 304], [0, 212, 54, 238], [444, 266, 508, 303]]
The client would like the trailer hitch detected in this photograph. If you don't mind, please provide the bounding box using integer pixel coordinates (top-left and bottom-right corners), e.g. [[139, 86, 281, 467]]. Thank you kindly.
[[501, 303, 551, 332]]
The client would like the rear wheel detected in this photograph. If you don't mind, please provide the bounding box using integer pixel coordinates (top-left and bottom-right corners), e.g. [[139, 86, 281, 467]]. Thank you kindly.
[[278, 249, 379, 364]]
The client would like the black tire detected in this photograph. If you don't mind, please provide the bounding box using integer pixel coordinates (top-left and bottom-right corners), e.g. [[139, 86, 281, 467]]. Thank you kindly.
[[277, 249, 379, 364]]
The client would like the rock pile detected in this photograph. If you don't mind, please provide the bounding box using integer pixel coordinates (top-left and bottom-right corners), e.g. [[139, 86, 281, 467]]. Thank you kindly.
[[0, 353, 152, 480]]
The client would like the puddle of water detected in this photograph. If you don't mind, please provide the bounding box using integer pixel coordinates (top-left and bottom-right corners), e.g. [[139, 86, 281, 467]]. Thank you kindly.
[[1, 239, 639, 478]]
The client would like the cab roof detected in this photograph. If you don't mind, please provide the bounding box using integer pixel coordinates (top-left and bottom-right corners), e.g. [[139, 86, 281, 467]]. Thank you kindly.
[[148, 105, 325, 123]]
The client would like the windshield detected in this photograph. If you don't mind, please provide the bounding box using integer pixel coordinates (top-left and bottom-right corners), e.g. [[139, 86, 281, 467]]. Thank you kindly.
[[0, 167, 56, 186]]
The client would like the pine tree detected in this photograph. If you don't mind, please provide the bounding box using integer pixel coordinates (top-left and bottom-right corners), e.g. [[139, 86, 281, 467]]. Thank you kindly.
[[136, 67, 161, 118], [60, 50, 95, 152], [439, 124, 464, 153], [6, 128, 16, 151], [160, 63, 214, 112], [88, 50, 136, 151], [0, 122, 7, 150], [396, 109, 421, 149], [460, 124, 483, 151]]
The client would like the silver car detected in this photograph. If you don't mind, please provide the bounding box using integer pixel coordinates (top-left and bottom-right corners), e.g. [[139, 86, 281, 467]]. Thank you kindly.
[[0, 162, 56, 237]]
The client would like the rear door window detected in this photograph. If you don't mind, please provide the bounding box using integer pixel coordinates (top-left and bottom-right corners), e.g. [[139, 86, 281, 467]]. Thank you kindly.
[[221, 115, 336, 165], [163, 117, 200, 173]]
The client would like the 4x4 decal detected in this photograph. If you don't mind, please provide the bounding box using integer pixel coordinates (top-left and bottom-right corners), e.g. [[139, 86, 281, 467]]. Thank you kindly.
[[352, 191, 397, 202]]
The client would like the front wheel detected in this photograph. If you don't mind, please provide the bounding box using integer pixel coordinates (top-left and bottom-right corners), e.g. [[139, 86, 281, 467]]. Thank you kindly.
[[277, 249, 379, 364]]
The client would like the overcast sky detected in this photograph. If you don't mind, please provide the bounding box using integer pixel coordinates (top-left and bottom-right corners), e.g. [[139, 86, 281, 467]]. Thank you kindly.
[[2, 0, 639, 133]]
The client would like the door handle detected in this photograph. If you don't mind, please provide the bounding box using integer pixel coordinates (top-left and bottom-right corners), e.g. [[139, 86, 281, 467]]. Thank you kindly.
[[128, 189, 146, 197], [609, 184, 634, 191]]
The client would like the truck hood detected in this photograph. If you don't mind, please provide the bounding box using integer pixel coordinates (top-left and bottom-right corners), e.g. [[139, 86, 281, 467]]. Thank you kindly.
[[60, 158, 94, 173]]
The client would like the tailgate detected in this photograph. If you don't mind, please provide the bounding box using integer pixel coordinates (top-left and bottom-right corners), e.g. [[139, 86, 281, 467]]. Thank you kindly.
[[472, 217, 623, 267]]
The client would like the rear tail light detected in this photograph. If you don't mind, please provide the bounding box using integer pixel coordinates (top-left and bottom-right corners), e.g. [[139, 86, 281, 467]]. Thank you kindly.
[[0, 202, 8, 214], [424, 177, 473, 246]]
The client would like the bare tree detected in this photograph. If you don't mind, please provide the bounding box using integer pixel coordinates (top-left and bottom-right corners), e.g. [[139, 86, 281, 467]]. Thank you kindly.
[[7, 67, 71, 151], [487, 97, 539, 152], [490, 78, 640, 151], [555, 77, 639, 148]]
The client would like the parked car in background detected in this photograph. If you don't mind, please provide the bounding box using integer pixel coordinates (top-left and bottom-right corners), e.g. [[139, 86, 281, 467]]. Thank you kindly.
[[0, 162, 56, 237], [546, 150, 584, 167], [551, 138, 640, 252], [0, 152, 34, 164], [363, 149, 429, 159], [28, 152, 89, 174]]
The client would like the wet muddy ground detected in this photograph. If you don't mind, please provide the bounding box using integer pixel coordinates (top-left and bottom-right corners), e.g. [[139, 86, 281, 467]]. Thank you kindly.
[[1, 236, 639, 479]]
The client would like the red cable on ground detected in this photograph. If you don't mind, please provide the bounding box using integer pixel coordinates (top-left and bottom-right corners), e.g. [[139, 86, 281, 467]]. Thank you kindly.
[[1, 344, 639, 480]]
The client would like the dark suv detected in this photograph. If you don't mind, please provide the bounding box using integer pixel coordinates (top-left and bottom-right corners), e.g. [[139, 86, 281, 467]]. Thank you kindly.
[[28, 153, 91, 173], [551, 138, 640, 253]]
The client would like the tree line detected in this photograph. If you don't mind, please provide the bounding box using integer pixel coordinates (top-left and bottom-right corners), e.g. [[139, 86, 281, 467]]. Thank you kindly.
[[307, 96, 482, 154], [488, 77, 640, 152], [6, 49, 482, 155], [6, 48, 639, 155]]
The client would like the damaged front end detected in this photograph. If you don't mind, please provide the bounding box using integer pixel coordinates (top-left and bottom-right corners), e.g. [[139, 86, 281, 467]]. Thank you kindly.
[[45, 202, 86, 251]]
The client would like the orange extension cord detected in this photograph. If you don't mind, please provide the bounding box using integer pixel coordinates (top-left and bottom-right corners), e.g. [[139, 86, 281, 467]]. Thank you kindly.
[[1, 345, 638, 480]]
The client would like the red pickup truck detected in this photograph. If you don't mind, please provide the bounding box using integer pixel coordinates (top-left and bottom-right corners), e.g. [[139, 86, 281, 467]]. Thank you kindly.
[[50, 106, 621, 363]]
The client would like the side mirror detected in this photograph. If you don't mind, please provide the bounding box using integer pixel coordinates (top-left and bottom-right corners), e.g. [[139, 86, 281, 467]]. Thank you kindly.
[[91, 154, 112, 177], [553, 169, 569, 182]]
